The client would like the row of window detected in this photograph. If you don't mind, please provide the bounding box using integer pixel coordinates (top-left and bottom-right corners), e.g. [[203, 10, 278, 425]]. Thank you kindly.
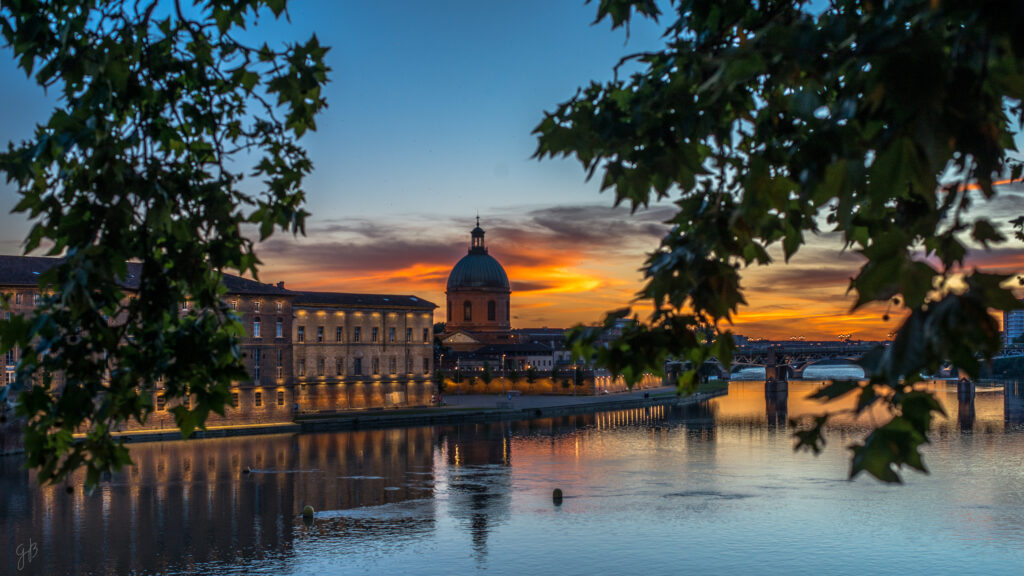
[[296, 325, 430, 344], [183, 299, 287, 312], [296, 356, 430, 377], [157, 390, 289, 410], [230, 299, 285, 313], [3, 292, 41, 306], [251, 317, 286, 339], [449, 299, 508, 322]]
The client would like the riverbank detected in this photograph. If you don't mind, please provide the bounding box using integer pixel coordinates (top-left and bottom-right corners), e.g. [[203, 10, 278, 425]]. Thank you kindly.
[[14, 385, 725, 450], [297, 385, 728, 433]]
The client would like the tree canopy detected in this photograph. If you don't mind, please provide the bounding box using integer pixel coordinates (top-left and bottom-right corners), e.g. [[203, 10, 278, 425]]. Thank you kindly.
[[536, 0, 1024, 482], [0, 0, 328, 486]]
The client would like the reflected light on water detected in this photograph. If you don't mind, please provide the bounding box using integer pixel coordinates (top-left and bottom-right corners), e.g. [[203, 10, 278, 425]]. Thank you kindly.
[[2, 378, 1024, 575]]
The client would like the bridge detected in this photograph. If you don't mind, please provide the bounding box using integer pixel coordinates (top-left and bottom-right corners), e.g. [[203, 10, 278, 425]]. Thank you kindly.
[[725, 341, 885, 380]]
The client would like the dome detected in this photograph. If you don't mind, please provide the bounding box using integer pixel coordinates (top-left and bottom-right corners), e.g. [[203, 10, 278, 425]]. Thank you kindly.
[[447, 253, 510, 291]]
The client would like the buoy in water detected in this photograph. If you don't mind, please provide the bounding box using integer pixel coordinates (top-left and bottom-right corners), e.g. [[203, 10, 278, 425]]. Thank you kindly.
[[552, 488, 563, 505], [302, 505, 315, 519], [243, 466, 251, 474]]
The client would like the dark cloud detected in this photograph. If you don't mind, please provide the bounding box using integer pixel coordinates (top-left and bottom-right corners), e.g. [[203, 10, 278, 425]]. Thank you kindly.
[[257, 203, 674, 282], [510, 280, 559, 293], [258, 236, 463, 272], [751, 266, 856, 291]]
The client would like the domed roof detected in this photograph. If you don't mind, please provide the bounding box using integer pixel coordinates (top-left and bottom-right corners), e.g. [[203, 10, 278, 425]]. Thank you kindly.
[[447, 253, 510, 291], [446, 219, 510, 292]]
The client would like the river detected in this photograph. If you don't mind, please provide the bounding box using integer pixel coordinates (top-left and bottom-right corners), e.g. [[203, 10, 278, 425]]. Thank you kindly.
[[2, 377, 1024, 575]]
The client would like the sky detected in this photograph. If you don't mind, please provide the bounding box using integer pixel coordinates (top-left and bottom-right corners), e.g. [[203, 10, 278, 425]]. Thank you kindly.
[[1, 1, 1023, 340]]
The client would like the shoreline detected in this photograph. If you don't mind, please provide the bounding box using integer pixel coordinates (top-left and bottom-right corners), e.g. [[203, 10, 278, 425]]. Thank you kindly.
[[0, 386, 727, 452]]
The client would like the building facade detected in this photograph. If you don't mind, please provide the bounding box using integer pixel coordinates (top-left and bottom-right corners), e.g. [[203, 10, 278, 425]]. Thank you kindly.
[[291, 291, 436, 410], [1, 255, 437, 431], [443, 219, 514, 350]]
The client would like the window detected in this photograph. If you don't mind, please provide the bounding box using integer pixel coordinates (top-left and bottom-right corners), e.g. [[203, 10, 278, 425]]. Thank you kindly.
[[372, 357, 380, 375], [423, 328, 429, 343], [354, 358, 362, 375], [231, 392, 239, 408], [253, 349, 261, 380], [255, 392, 262, 407], [276, 318, 283, 338], [181, 300, 188, 311], [336, 358, 343, 376], [406, 357, 413, 374], [297, 326, 305, 342], [276, 301, 282, 312], [372, 327, 378, 342], [317, 326, 324, 342], [389, 327, 395, 343], [277, 390, 285, 406], [253, 318, 261, 338], [488, 300, 496, 321], [231, 299, 238, 310], [353, 327, 361, 342], [317, 357, 325, 376], [33, 293, 41, 305], [298, 359, 306, 377], [463, 300, 472, 321], [156, 394, 166, 411], [406, 327, 412, 342], [336, 326, 343, 342], [15, 293, 22, 305], [254, 300, 261, 312], [423, 357, 429, 373], [183, 395, 191, 408], [389, 357, 397, 375], [276, 365, 283, 379]]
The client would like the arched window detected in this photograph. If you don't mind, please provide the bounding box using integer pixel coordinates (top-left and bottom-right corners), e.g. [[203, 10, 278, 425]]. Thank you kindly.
[[463, 300, 472, 322], [487, 300, 496, 321]]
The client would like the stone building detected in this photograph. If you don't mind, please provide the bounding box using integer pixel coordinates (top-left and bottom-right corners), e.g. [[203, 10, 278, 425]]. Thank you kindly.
[[442, 219, 514, 351], [0, 255, 298, 427], [290, 291, 437, 409], [1, 255, 437, 432]]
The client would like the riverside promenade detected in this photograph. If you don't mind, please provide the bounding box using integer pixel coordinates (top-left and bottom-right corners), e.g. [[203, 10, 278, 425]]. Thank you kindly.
[[296, 385, 727, 433], [77, 385, 728, 446]]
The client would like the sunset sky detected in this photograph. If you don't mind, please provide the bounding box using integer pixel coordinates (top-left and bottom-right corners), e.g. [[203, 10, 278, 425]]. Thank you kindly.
[[1, 1, 1023, 340]]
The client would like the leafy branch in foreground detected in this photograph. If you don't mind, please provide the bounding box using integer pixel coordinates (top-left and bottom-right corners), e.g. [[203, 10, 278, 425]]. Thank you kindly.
[[0, 0, 328, 486], [541, 0, 1024, 482]]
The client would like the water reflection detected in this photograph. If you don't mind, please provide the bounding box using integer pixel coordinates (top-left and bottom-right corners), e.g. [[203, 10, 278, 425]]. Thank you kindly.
[[0, 429, 436, 575], [2, 381, 1024, 575]]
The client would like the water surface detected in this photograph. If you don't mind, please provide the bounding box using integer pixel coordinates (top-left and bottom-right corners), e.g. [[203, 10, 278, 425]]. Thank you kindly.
[[2, 379, 1024, 575]]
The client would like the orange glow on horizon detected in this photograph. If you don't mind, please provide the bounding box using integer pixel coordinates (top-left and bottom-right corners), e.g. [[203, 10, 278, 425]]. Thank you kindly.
[[260, 186, 1024, 340]]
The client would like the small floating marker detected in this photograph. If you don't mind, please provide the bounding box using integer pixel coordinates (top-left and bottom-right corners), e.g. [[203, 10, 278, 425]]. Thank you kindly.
[[302, 505, 315, 519], [552, 488, 563, 505], [243, 466, 251, 474]]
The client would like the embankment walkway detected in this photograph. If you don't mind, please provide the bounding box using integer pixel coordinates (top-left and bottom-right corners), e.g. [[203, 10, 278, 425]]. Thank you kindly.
[[68, 386, 727, 447]]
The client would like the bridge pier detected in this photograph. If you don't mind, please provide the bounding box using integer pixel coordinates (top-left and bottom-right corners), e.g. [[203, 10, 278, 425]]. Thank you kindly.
[[957, 377, 975, 402], [765, 384, 788, 429], [957, 396, 975, 431], [1005, 381, 1024, 427]]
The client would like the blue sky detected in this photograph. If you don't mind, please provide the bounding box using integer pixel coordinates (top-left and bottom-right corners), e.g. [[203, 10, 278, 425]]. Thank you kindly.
[[1, 2, 1022, 336]]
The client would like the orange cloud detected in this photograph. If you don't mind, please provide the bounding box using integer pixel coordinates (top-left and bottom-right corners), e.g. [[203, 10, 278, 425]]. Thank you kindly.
[[255, 200, 1024, 338]]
